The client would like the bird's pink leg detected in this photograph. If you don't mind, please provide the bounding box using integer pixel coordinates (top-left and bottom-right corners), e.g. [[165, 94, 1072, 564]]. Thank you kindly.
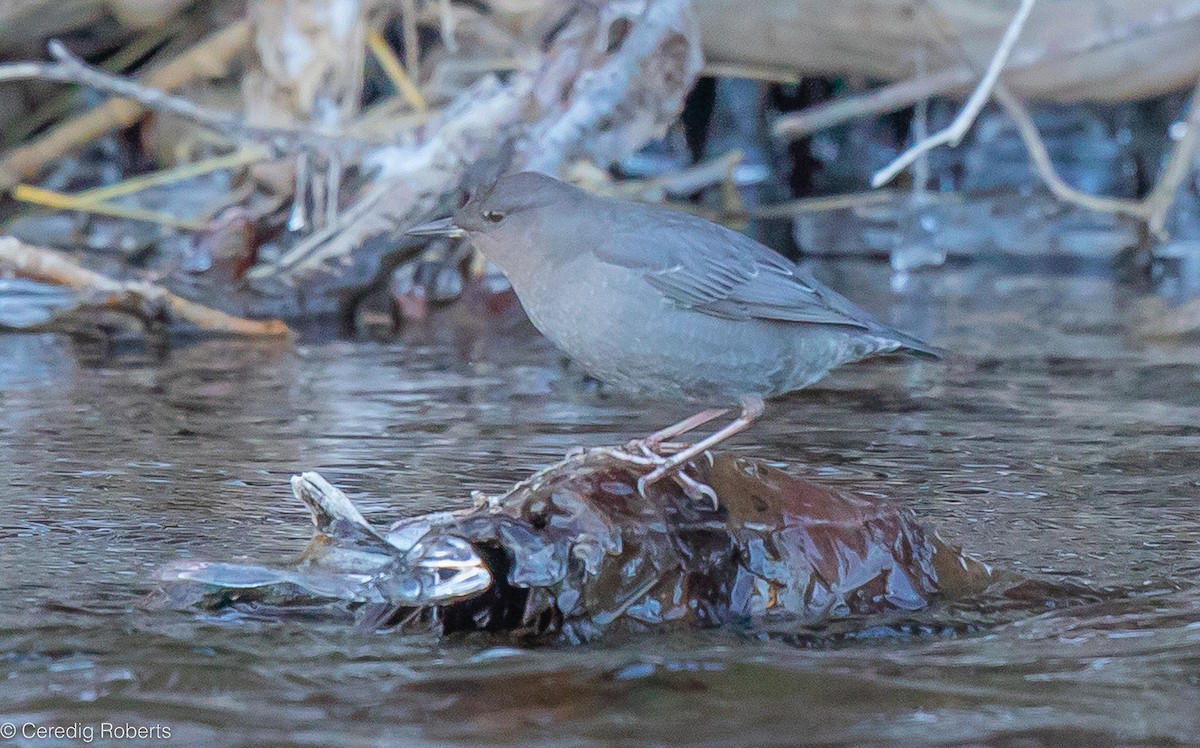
[[637, 395, 765, 502], [630, 406, 730, 452]]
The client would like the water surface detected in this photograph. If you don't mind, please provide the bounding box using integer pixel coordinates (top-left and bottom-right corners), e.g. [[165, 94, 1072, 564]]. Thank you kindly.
[[2, 259, 1199, 746]]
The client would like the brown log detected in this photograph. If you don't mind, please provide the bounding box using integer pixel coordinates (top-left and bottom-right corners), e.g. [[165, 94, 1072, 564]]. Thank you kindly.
[[698, 0, 1200, 103], [497, 0, 1200, 103]]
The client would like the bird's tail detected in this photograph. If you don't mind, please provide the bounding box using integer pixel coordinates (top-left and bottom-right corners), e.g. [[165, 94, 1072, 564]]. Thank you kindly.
[[877, 326, 946, 360]]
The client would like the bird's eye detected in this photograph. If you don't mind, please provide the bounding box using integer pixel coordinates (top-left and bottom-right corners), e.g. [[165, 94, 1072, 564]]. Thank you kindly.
[[483, 210, 505, 223]]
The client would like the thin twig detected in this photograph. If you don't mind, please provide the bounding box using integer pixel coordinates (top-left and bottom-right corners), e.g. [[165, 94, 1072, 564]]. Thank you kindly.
[[1142, 79, 1200, 237], [73, 149, 268, 204], [633, 150, 746, 199], [995, 81, 1200, 238], [772, 68, 974, 140], [918, 0, 1200, 238], [0, 23, 251, 191], [264, 178, 393, 278], [749, 190, 934, 220], [0, 35, 377, 180], [703, 61, 801, 84], [992, 87, 1142, 217], [2, 13, 186, 148], [774, 0, 1200, 142], [438, 0, 459, 54], [872, 0, 1037, 188], [0, 237, 293, 337], [400, 0, 421, 89]]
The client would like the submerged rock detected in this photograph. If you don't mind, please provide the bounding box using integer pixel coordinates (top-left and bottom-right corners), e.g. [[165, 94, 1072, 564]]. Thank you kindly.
[[154, 449, 995, 641]]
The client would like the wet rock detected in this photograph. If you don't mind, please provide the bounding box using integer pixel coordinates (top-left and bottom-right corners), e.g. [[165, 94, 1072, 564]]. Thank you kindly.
[[153, 448, 994, 641]]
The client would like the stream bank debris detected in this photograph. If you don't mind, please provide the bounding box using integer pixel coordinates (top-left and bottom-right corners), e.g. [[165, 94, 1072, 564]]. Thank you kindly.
[[154, 446, 999, 641], [1, 0, 705, 327], [5, 0, 1200, 333]]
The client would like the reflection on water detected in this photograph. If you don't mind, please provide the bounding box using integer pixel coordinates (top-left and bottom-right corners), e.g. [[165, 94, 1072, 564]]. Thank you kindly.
[[1, 259, 1199, 746]]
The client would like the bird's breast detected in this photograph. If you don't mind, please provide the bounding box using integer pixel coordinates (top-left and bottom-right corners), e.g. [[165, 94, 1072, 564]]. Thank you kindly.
[[504, 258, 865, 401]]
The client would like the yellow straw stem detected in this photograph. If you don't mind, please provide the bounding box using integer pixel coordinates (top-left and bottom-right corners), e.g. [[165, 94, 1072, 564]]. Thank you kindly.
[[12, 184, 206, 231], [367, 29, 428, 113], [75, 148, 268, 204]]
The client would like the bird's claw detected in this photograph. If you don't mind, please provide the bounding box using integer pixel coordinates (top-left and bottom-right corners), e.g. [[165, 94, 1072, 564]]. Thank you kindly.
[[638, 468, 718, 510], [598, 442, 720, 511], [585, 399, 765, 512]]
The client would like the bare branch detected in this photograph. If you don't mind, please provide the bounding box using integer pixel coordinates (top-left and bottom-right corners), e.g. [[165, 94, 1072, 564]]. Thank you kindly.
[[992, 86, 1142, 218], [0, 39, 377, 163], [872, 0, 1037, 188], [1143, 78, 1200, 237], [912, 0, 1200, 238], [774, 1, 1200, 142], [995, 78, 1200, 238], [0, 23, 250, 191], [774, 68, 974, 140]]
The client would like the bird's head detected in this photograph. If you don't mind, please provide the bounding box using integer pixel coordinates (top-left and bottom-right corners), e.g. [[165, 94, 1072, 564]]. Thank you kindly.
[[406, 172, 586, 274]]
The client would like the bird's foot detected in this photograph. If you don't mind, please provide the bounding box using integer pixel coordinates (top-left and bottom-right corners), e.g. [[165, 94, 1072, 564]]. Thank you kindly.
[[640, 458, 719, 509], [637, 395, 765, 508], [592, 443, 719, 509], [596, 395, 766, 511]]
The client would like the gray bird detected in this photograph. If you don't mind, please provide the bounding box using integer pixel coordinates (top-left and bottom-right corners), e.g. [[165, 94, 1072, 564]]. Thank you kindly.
[[408, 172, 939, 494]]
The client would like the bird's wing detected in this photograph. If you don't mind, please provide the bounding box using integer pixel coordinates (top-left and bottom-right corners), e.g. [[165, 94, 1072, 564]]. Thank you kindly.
[[594, 209, 873, 329]]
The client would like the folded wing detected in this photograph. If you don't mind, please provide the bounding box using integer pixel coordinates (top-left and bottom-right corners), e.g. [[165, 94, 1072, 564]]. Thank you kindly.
[[595, 208, 873, 329]]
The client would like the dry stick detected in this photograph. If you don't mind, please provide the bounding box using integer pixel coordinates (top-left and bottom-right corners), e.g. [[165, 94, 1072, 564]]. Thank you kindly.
[[991, 87, 1140, 218], [11, 147, 277, 227], [872, 0, 1038, 188], [1142, 80, 1200, 237], [0, 31, 377, 191], [917, 0, 1140, 223], [72, 148, 269, 203], [995, 82, 1200, 238], [775, 0, 1200, 143], [0, 236, 293, 337], [774, 67, 975, 140], [750, 190, 944, 220], [703, 61, 801, 85], [4, 13, 186, 148], [10, 184, 206, 230], [647, 149, 744, 198], [0, 23, 250, 192], [9, 149, 269, 230], [438, 0, 459, 54], [29, 41, 364, 156], [264, 179, 392, 276]]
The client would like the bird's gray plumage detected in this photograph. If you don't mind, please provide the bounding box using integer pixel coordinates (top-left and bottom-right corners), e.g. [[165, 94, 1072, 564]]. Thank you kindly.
[[409, 172, 939, 402], [596, 205, 878, 328]]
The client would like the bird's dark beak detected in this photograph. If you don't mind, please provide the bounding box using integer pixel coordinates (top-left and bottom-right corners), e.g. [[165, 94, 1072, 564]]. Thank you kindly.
[[406, 216, 465, 238]]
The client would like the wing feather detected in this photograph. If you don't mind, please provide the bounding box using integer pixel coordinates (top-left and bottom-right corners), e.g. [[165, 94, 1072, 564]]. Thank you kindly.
[[596, 207, 871, 329]]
